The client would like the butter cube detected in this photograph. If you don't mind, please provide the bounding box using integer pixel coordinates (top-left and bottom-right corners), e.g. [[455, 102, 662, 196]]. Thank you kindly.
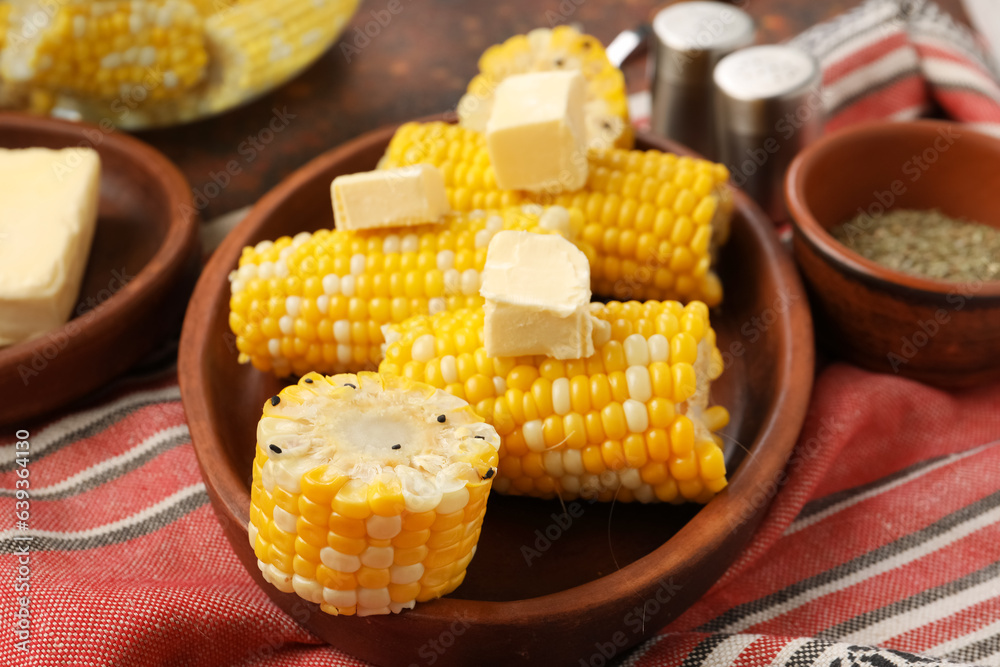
[[332, 164, 449, 231], [0, 147, 101, 346], [485, 71, 588, 194], [480, 230, 594, 360]]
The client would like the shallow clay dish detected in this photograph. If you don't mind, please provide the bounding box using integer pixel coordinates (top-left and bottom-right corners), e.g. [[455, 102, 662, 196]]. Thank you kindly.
[[0, 113, 199, 426], [179, 121, 814, 667], [786, 120, 1000, 388]]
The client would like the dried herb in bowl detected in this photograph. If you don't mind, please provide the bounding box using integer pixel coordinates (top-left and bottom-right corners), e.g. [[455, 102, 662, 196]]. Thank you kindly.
[[831, 209, 1000, 283]]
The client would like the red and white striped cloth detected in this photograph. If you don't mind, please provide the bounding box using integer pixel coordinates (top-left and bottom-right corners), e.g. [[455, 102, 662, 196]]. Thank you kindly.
[[5, 2, 1000, 666], [3, 356, 1000, 666], [629, 0, 1000, 135], [790, 0, 1000, 133]]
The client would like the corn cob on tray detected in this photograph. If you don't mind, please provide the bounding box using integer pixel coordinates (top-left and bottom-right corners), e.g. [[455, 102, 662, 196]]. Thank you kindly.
[[381, 121, 733, 306], [380, 300, 730, 504], [229, 206, 580, 377], [0, 0, 359, 128]]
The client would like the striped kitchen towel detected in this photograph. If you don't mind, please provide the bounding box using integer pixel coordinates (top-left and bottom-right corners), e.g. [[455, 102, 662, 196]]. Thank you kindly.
[[629, 0, 1000, 137], [3, 358, 1000, 666], [788, 0, 1000, 134]]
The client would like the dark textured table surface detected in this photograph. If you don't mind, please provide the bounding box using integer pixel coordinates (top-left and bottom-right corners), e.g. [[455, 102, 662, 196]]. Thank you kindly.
[[135, 0, 970, 222]]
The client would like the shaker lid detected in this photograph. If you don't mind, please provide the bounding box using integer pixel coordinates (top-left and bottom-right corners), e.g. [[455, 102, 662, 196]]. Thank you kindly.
[[714, 44, 819, 101], [652, 1, 755, 55]]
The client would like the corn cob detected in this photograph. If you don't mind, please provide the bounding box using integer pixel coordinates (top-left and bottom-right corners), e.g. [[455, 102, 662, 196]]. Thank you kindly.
[[0, 3, 10, 54], [457, 26, 633, 151], [382, 121, 733, 306], [229, 206, 583, 377], [0, 0, 357, 126], [1, 1, 210, 102], [379, 300, 730, 504], [251, 371, 499, 616], [199, 0, 359, 113]]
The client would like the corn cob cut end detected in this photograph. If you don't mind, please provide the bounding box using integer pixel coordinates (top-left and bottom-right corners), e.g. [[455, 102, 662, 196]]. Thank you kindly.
[[380, 300, 730, 504], [250, 371, 500, 616], [457, 25, 632, 150]]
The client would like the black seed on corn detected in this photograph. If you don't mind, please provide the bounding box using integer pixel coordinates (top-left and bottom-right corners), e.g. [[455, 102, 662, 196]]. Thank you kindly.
[[437, 415, 446, 423], [483, 468, 495, 479], [270, 395, 280, 406], [475, 436, 485, 439], [304, 378, 313, 383], [344, 383, 357, 389], [392, 444, 401, 450], [269, 444, 282, 454]]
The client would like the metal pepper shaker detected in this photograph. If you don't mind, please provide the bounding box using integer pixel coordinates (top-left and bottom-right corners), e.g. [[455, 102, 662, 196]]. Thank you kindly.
[[650, 1, 755, 160], [713, 44, 824, 221]]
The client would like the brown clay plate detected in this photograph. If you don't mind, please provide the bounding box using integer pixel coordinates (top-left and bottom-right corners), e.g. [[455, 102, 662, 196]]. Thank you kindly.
[[178, 122, 814, 667], [0, 113, 199, 426]]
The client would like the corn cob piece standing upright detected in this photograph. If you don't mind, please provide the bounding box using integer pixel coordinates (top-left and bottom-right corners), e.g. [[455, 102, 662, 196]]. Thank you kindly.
[[228, 206, 584, 377], [251, 371, 499, 616], [379, 300, 730, 504], [457, 26, 633, 151], [381, 121, 733, 307]]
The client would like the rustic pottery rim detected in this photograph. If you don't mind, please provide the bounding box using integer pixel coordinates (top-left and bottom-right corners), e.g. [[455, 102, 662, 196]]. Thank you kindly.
[[786, 119, 1000, 299], [0, 111, 198, 424]]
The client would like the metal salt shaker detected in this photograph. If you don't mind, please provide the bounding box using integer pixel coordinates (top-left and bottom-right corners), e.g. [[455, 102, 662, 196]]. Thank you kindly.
[[651, 1, 755, 160], [713, 44, 824, 221]]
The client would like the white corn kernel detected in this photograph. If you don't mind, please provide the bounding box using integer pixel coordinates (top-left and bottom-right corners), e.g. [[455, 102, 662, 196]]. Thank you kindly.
[[320, 547, 361, 573], [625, 366, 652, 403], [623, 399, 649, 433], [366, 514, 402, 540], [272, 506, 297, 533], [552, 377, 571, 415], [411, 334, 437, 363], [648, 334, 669, 362], [624, 334, 650, 367], [562, 449, 585, 475], [522, 420, 545, 452]]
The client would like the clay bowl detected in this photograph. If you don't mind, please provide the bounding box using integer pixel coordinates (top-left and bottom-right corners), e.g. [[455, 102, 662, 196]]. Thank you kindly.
[[179, 120, 814, 667], [0, 113, 199, 426], [786, 120, 1000, 388]]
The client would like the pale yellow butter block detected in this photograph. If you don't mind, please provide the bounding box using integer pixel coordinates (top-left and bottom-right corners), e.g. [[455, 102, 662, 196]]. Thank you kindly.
[[0, 147, 101, 347], [485, 71, 588, 194], [331, 164, 449, 230], [480, 230, 594, 360]]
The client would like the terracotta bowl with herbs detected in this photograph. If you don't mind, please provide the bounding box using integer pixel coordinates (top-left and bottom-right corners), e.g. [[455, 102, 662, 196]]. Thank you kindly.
[[786, 120, 1000, 388]]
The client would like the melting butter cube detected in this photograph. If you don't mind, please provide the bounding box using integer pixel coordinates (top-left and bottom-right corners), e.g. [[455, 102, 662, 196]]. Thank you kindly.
[[331, 164, 449, 231], [0, 147, 101, 347], [485, 71, 589, 194], [480, 230, 594, 360]]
